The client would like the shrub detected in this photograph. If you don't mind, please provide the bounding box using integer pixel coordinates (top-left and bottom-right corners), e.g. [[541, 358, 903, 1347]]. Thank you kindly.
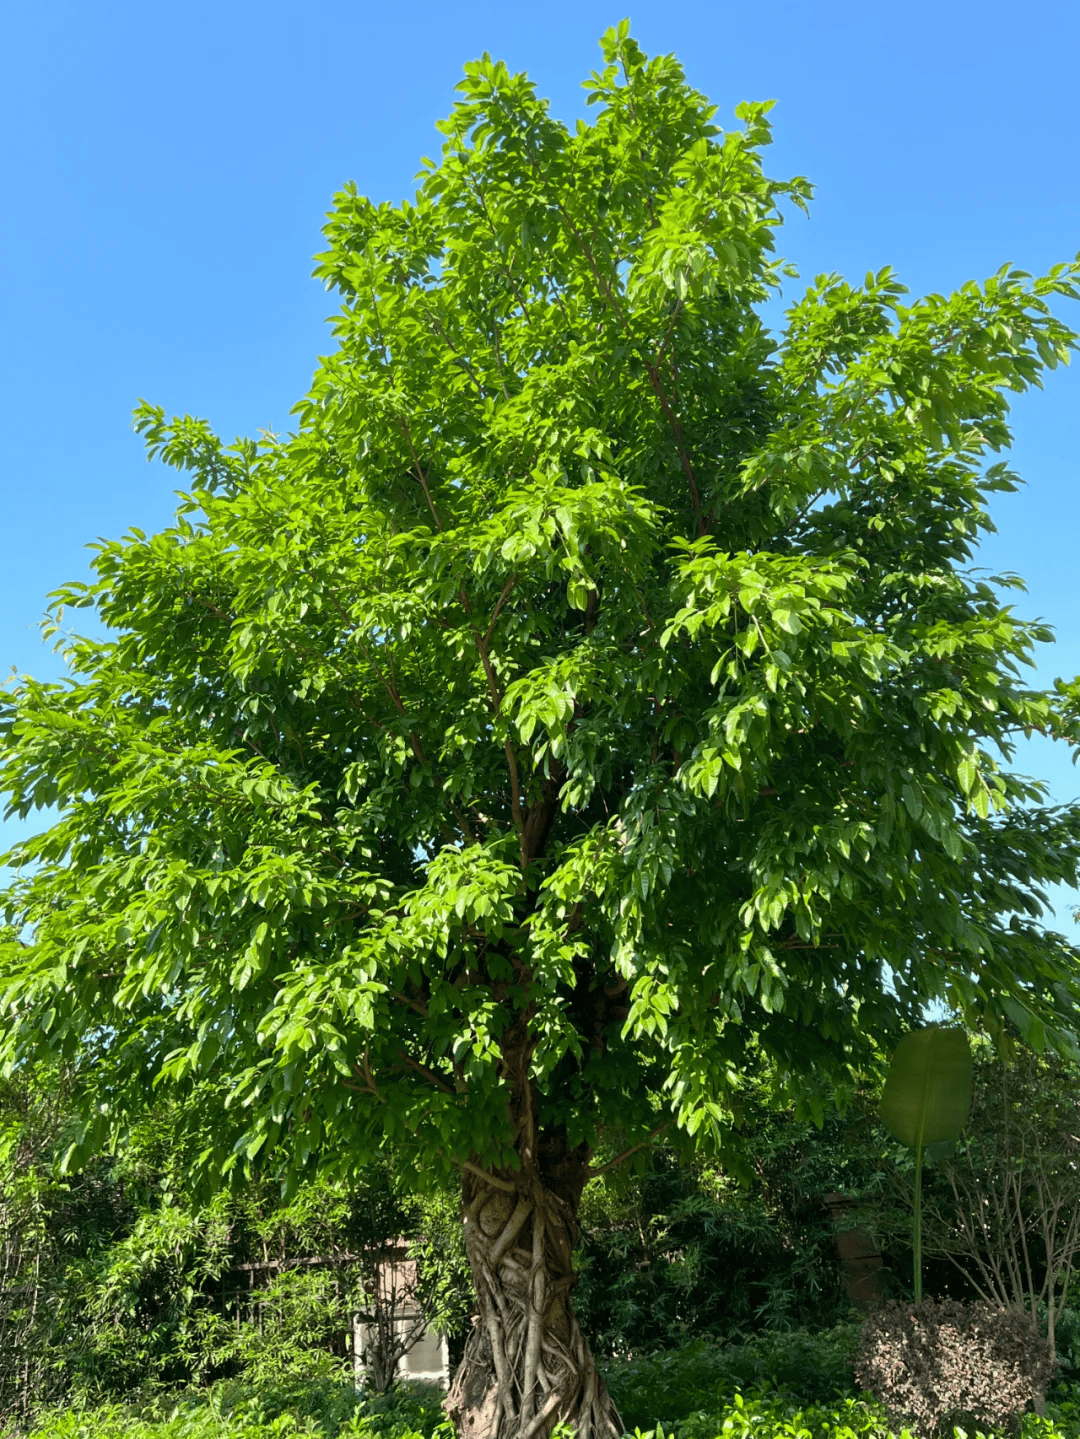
[[709, 1325, 860, 1403], [856, 1298, 1054, 1433], [9, 1368, 1079, 1439], [603, 1325, 860, 1427], [7, 1379, 447, 1439]]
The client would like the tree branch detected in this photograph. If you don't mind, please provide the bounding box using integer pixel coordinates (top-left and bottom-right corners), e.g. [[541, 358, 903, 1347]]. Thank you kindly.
[[395, 1048, 456, 1094], [455, 1159, 518, 1194], [587, 1122, 670, 1179]]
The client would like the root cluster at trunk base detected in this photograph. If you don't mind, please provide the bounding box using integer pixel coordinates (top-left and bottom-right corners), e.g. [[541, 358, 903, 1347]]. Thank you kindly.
[[444, 1169, 623, 1439]]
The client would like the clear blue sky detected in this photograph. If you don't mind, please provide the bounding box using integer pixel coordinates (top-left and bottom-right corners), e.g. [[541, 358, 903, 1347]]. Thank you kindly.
[[2, 0, 1078, 934]]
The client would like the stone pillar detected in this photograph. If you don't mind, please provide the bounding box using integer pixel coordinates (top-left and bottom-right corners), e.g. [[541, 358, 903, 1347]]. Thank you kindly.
[[823, 1193, 883, 1308]]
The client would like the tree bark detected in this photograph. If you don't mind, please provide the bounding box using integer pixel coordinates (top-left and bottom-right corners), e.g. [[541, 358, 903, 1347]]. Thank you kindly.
[[444, 1033, 622, 1439]]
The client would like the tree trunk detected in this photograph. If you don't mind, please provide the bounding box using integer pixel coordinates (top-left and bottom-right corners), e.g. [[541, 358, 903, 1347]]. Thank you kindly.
[[444, 1035, 622, 1439], [445, 1165, 622, 1439]]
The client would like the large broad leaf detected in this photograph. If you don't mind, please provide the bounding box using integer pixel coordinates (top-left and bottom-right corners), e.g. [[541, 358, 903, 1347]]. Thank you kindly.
[[880, 1027, 972, 1151]]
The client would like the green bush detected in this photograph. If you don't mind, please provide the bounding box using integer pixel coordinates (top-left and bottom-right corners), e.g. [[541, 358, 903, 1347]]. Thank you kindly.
[[641, 1391, 1074, 1439], [604, 1325, 861, 1428], [11, 1382, 1080, 1439], [8, 1379, 447, 1439]]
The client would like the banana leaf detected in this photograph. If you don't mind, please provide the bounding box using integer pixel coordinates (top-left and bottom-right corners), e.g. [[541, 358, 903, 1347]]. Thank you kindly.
[[879, 1026, 972, 1300]]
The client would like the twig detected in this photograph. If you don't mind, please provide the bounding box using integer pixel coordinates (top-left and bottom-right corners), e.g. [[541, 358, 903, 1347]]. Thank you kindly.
[[395, 1048, 455, 1094]]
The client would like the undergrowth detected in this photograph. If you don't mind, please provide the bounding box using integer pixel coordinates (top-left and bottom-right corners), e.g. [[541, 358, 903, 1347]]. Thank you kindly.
[[7, 1331, 1078, 1439]]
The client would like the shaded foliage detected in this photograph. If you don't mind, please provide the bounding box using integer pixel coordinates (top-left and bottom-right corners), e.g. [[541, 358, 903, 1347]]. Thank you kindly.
[[574, 1101, 877, 1355], [0, 1075, 466, 1424]]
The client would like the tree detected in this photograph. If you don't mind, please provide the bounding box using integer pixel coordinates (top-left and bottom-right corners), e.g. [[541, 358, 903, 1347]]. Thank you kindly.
[[3, 22, 1080, 1439]]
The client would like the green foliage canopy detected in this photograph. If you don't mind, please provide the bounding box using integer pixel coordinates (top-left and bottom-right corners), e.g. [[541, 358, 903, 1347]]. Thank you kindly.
[[2, 26, 1080, 1195]]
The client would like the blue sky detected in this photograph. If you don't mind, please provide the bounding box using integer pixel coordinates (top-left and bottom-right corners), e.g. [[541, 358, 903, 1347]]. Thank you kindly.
[[2, 0, 1078, 934]]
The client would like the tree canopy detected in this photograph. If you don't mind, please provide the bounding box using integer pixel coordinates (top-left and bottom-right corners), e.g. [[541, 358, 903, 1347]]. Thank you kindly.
[[3, 28, 1080, 1433]]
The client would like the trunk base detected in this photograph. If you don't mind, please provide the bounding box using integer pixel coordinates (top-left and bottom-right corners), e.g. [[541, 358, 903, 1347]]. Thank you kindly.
[[444, 1174, 622, 1439]]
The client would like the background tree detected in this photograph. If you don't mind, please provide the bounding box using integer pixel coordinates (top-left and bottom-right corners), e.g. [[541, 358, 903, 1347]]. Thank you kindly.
[[3, 22, 1080, 1439], [0, 1069, 469, 1419], [573, 1067, 875, 1357]]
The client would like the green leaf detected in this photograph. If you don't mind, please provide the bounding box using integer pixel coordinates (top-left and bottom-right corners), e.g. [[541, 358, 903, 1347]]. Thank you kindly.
[[880, 1027, 973, 1151]]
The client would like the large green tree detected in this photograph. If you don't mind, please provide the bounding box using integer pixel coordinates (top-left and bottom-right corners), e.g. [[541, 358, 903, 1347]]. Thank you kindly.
[[4, 24, 1080, 1439]]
